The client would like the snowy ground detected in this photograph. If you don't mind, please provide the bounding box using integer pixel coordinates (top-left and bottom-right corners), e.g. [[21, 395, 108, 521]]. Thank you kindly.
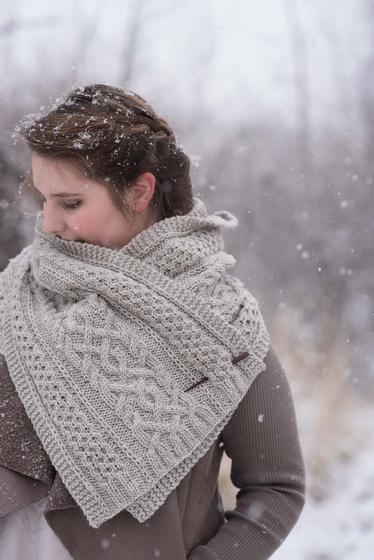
[[219, 392, 374, 559], [271, 443, 374, 559]]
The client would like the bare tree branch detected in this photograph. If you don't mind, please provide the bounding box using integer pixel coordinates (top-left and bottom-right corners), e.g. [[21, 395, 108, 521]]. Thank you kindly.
[[118, 0, 146, 86], [0, 16, 58, 38]]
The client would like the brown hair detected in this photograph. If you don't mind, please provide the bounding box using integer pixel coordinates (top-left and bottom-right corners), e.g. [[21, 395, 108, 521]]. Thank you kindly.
[[19, 84, 194, 220]]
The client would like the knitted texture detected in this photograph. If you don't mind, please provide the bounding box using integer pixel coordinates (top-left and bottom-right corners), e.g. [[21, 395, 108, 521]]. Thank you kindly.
[[0, 197, 270, 528]]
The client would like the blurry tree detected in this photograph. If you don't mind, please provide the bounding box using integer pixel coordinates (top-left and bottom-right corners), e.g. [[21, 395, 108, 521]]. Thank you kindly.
[[361, 1, 374, 173], [0, 14, 59, 268], [283, 0, 313, 195], [118, 0, 146, 85], [0, 150, 24, 269]]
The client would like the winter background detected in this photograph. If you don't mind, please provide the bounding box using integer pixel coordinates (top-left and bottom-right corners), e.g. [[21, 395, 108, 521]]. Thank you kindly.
[[0, 0, 373, 558]]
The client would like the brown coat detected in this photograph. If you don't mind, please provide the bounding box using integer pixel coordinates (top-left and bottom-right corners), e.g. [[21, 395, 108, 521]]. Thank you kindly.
[[0, 346, 306, 560]]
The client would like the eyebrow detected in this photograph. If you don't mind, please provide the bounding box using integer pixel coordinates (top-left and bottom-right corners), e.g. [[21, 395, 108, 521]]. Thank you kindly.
[[49, 192, 83, 198], [33, 186, 83, 198], [27, 173, 84, 199]]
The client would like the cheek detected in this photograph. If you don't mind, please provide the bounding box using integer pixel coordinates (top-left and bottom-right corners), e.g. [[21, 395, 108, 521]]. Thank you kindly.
[[69, 207, 100, 236], [73, 203, 122, 236]]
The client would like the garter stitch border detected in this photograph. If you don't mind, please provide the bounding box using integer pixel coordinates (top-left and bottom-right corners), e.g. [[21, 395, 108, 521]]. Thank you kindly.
[[0, 197, 270, 527]]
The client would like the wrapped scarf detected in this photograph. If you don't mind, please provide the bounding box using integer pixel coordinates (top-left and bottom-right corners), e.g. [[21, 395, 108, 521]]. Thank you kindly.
[[0, 197, 270, 528]]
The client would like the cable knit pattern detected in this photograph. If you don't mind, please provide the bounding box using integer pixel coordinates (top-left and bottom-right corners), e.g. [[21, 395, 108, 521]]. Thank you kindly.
[[0, 197, 270, 529]]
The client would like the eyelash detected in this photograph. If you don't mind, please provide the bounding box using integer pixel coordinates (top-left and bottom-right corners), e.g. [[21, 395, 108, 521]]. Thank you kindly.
[[62, 201, 82, 210], [41, 199, 82, 210]]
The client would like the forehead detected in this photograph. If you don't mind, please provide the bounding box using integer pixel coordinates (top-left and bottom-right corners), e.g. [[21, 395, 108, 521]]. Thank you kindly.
[[31, 153, 91, 193]]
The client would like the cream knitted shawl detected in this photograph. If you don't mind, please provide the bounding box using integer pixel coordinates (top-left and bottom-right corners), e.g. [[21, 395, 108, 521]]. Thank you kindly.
[[0, 197, 270, 528]]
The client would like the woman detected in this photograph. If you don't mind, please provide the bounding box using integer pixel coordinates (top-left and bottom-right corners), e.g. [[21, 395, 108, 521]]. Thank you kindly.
[[0, 84, 305, 559]]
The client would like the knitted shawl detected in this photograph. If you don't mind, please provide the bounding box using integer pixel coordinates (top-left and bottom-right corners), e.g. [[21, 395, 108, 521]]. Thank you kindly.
[[0, 197, 270, 528]]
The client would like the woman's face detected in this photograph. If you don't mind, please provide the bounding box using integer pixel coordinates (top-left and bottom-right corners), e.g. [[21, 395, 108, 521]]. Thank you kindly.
[[31, 153, 157, 249]]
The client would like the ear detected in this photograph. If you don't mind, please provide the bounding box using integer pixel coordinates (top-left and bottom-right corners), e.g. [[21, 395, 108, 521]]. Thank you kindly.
[[126, 172, 156, 213]]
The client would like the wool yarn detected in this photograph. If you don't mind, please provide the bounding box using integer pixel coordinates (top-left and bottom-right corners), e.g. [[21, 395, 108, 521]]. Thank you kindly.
[[0, 197, 270, 528]]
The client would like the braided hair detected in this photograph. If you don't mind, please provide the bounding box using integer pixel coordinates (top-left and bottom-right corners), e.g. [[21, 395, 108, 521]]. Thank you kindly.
[[19, 84, 194, 220]]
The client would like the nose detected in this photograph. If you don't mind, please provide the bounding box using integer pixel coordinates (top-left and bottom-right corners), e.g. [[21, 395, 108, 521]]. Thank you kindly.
[[42, 208, 65, 236]]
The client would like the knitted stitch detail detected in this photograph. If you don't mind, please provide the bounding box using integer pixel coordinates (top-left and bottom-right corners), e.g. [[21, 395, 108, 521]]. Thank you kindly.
[[0, 197, 270, 527]]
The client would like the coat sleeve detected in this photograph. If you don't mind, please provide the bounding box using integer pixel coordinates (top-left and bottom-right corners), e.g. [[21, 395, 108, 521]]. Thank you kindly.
[[188, 345, 306, 560]]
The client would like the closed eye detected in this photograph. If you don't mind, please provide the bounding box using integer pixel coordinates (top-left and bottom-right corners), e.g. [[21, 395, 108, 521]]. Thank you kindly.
[[62, 200, 82, 210]]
